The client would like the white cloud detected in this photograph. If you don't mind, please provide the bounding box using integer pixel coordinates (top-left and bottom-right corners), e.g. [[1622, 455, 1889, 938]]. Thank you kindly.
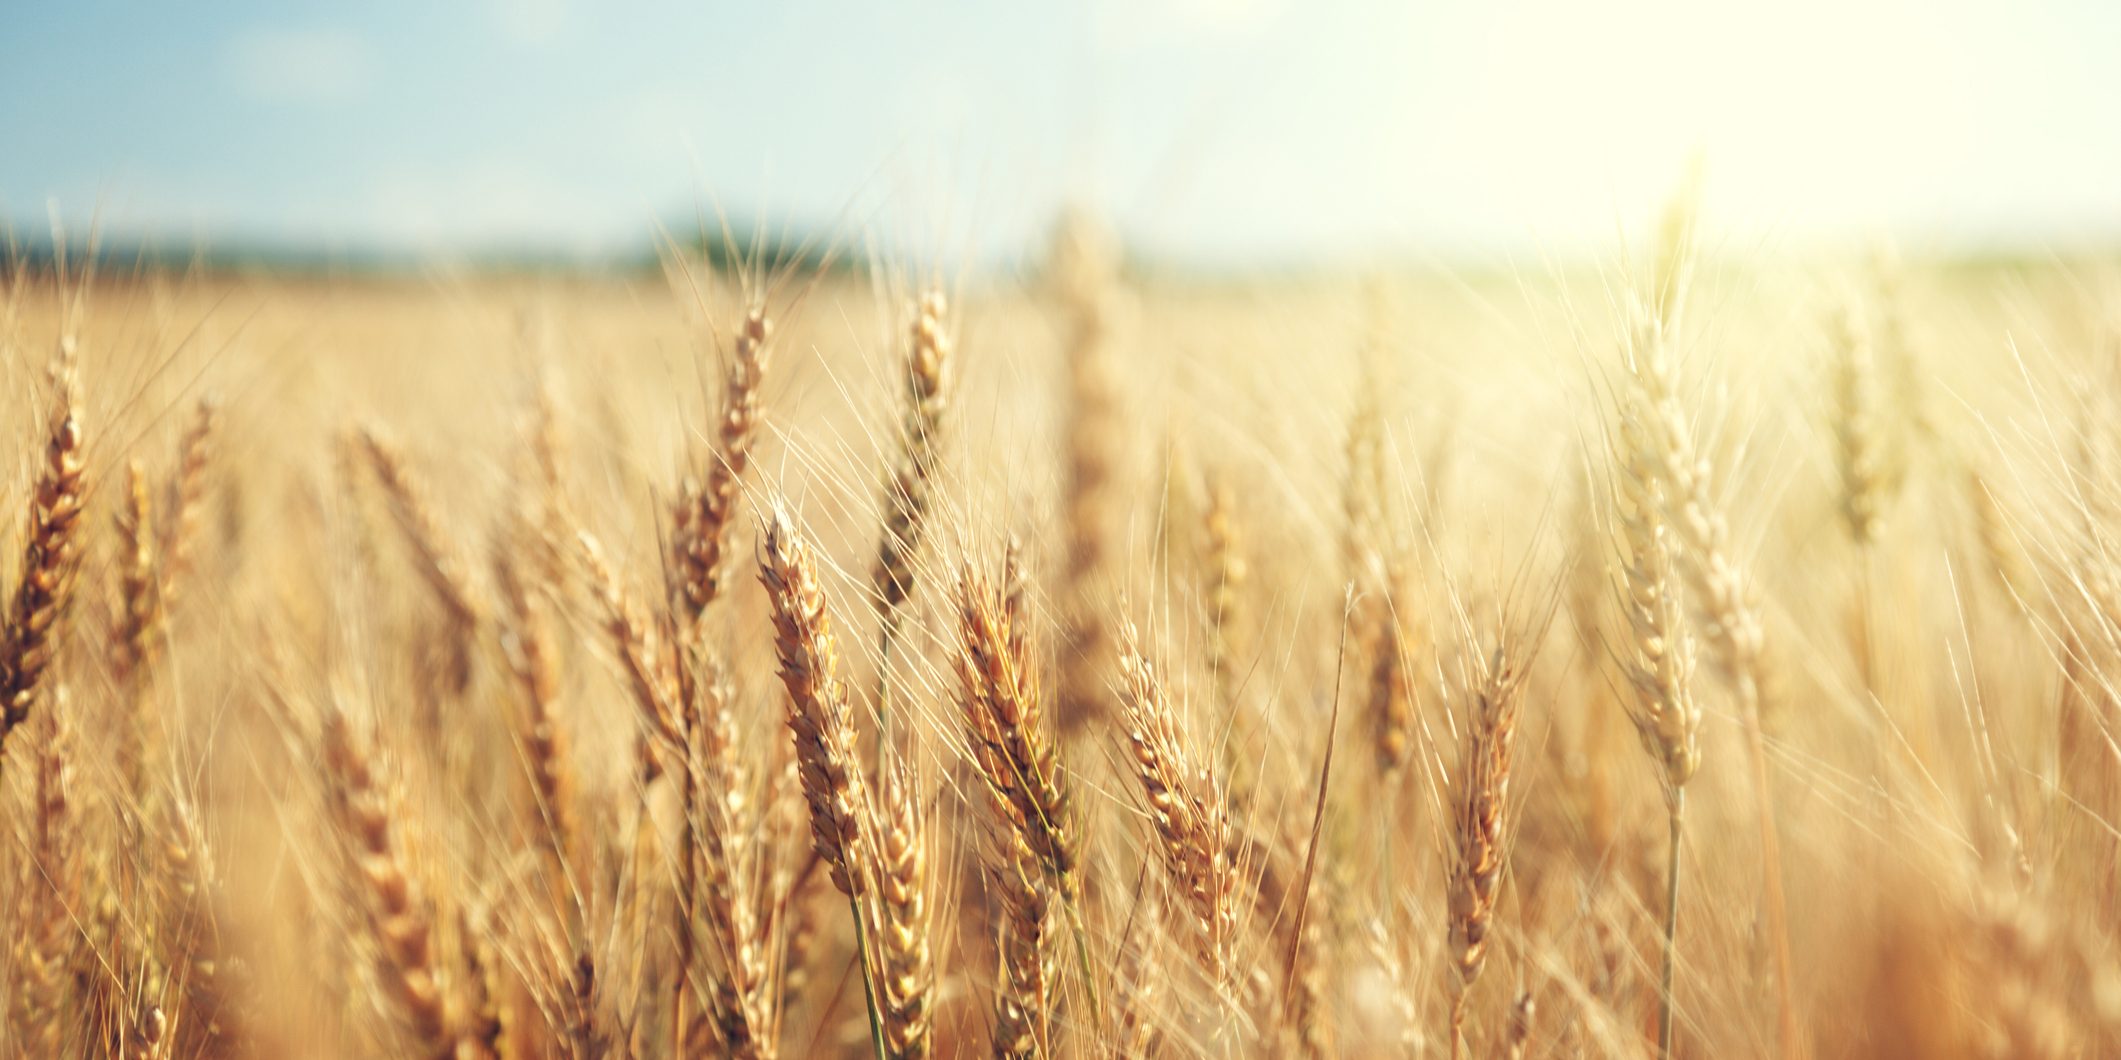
[[224, 26, 372, 103]]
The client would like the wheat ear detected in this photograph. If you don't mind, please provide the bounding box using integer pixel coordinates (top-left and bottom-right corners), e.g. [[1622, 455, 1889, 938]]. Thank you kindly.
[[578, 530, 683, 776], [1831, 306, 1886, 548], [1052, 215, 1121, 733], [757, 502, 888, 1060], [1444, 644, 1529, 1059], [10, 711, 78, 1054], [954, 558, 1075, 884], [359, 428, 483, 692], [0, 347, 88, 770], [679, 645, 775, 1058], [873, 289, 953, 632], [674, 306, 773, 622], [114, 459, 165, 794], [954, 548, 1102, 1023], [320, 709, 465, 1060], [1629, 208, 1796, 1057], [874, 760, 933, 1060], [987, 828, 1054, 1060], [493, 540, 578, 896], [157, 396, 218, 610], [1200, 474, 1246, 710], [1115, 615, 1236, 987], [1611, 379, 1701, 1060]]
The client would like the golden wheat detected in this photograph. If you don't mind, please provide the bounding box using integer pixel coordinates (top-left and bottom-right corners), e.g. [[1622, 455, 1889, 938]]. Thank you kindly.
[[3, 202, 2118, 1060]]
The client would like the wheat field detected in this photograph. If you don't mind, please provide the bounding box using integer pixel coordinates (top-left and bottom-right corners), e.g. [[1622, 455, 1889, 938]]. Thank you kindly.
[[0, 210, 2117, 1059]]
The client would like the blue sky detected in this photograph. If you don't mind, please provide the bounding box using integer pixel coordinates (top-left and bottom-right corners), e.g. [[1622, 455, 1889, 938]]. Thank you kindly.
[[4, 0, 2118, 265]]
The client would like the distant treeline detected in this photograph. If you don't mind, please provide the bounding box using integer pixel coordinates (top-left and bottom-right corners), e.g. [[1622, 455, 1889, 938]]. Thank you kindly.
[[10, 221, 2078, 286], [0, 219, 863, 281]]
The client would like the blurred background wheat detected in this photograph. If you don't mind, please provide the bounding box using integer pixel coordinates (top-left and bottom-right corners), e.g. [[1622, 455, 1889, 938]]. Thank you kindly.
[[4, 3, 2121, 1059]]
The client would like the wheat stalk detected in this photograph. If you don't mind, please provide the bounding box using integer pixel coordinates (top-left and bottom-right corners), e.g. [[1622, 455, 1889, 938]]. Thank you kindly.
[[1627, 205, 1797, 1057], [1610, 373, 1702, 1060]]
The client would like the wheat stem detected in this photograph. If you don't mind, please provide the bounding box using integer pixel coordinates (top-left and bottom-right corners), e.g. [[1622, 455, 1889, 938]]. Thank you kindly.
[[849, 893, 889, 1060], [1737, 671, 1798, 1056], [1061, 889, 1102, 1028], [1658, 788, 1686, 1060], [1449, 993, 1468, 1060]]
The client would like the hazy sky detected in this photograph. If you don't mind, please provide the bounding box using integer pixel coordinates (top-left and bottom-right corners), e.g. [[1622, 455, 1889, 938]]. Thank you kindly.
[[4, 0, 2117, 264]]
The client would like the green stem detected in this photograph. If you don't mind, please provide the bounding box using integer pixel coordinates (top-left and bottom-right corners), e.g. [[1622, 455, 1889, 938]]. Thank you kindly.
[[1060, 887, 1103, 1029], [1659, 788, 1686, 1060], [848, 894, 890, 1060]]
